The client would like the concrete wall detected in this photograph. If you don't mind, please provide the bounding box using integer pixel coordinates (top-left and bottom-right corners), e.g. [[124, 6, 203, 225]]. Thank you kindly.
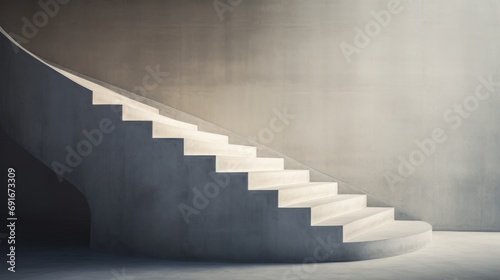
[[1, 0, 499, 231]]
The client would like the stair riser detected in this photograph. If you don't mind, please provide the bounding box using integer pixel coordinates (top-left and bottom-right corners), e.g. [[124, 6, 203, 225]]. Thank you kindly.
[[184, 141, 257, 157], [343, 209, 395, 241], [248, 171, 310, 189], [279, 183, 338, 206], [216, 158, 284, 172], [153, 123, 228, 144], [311, 196, 367, 224]]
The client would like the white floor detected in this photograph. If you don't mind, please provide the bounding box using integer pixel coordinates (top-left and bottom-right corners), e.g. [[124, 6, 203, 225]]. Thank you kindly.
[[2, 231, 500, 280]]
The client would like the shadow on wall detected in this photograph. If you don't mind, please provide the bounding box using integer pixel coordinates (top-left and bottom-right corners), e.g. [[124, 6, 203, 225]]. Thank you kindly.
[[0, 128, 90, 246]]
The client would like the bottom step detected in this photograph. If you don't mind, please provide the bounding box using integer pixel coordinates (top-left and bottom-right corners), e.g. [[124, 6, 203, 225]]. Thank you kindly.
[[346, 220, 432, 243], [339, 220, 432, 261]]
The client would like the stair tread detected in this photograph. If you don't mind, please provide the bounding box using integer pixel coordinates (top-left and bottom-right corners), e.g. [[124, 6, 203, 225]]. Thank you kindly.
[[254, 182, 336, 191], [284, 194, 364, 208], [346, 220, 432, 243], [314, 207, 393, 226]]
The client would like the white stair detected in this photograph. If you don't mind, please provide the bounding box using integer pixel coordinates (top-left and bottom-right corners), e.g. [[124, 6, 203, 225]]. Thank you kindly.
[[92, 91, 159, 114], [123, 106, 197, 130], [254, 182, 338, 206], [316, 207, 395, 240], [285, 194, 367, 224], [0, 26, 433, 263], [346, 220, 431, 243], [183, 139, 257, 157], [248, 170, 310, 189], [216, 156, 284, 172], [153, 122, 227, 143], [74, 77, 430, 249]]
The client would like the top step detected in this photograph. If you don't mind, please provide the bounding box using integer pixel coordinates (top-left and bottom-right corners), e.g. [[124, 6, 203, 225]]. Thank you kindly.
[[57, 68, 160, 114]]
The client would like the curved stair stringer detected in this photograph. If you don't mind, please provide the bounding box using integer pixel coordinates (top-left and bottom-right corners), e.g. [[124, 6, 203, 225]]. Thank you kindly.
[[0, 28, 431, 263]]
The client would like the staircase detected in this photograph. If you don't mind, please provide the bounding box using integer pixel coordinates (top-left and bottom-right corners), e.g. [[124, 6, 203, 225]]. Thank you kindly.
[[0, 28, 432, 262]]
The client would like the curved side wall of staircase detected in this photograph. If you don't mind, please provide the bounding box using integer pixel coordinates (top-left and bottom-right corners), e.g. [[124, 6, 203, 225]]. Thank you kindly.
[[0, 29, 431, 262], [0, 30, 190, 258]]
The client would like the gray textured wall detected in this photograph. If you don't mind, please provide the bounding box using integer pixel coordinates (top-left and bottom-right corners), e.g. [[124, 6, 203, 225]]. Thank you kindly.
[[1, 0, 499, 231]]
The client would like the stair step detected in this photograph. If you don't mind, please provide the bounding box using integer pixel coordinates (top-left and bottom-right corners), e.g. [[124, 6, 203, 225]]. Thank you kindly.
[[285, 194, 367, 224], [153, 122, 228, 144], [183, 139, 257, 157], [92, 91, 159, 114], [247, 170, 310, 190], [216, 156, 284, 172], [60, 68, 195, 131], [57, 69, 160, 114], [315, 207, 395, 241], [62, 70, 127, 97], [255, 182, 338, 206], [122, 106, 197, 130], [60, 69, 100, 88], [346, 220, 432, 243]]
